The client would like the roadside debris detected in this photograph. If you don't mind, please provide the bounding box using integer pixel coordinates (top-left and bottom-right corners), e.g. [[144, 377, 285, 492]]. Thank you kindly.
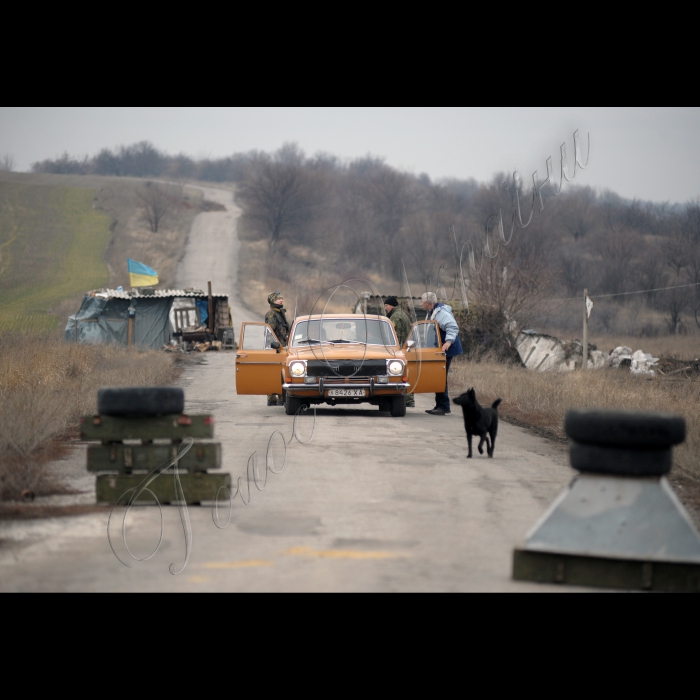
[[516, 332, 662, 376], [655, 358, 700, 376], [516, 331, 605, 372], [609, 347, 659, 376]]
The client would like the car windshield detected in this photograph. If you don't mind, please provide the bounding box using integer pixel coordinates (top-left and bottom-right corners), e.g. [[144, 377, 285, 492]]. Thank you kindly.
[[292, 319, 397, 347]]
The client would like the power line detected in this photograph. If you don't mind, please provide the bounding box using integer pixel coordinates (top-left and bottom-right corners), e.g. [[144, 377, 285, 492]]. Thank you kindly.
[[592, 282, 700, 299], [551, 282, 700, 303]]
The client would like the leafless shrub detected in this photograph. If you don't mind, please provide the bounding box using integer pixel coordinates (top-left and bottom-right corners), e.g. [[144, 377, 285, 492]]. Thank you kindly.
[[455, 305, 522, 364], [137, 181, 183, 233], [0, 154, 15, 172]]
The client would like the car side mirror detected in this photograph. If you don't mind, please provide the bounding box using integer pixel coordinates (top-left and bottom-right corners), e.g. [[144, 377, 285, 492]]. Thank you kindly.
[[407, 340, 415, 348], [270, 341, 281, 353]]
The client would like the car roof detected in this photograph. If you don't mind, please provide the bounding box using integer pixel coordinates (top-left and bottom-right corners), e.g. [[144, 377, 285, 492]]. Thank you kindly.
[[294, 314, 392, 322]]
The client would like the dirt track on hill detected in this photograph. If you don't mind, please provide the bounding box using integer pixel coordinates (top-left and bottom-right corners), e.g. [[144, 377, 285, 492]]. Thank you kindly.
[[172, 185, 259, 332]]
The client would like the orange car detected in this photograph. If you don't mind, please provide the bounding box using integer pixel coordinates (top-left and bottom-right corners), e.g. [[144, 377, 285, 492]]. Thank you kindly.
[[236, 315, 447, 417]]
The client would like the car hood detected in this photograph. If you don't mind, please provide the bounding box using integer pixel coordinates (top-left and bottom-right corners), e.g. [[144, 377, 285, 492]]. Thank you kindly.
[[288, 346, 405, 362]]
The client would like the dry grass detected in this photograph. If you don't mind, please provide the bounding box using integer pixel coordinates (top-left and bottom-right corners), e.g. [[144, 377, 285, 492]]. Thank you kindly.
[[450, 358, 700, 481], [0, 334, 178, 501]]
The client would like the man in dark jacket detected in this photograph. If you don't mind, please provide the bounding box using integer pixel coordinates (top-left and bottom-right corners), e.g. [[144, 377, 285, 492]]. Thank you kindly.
[[384, 296, 415, 408], [265, 292, 290, 406]]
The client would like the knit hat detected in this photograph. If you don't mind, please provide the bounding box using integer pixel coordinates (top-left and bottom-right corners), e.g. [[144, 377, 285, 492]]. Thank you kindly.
[[384, 296, 399, 308], [268, 292, 283, 305]]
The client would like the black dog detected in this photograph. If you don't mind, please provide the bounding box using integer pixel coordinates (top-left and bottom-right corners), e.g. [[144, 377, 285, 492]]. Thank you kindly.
[[453, 389, 502, 459]]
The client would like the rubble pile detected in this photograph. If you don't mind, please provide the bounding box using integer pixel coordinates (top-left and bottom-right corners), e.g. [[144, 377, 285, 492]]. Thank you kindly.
[[515, 331, 605, 373], [516, 332, 661, 376], [608, 347, 659, 376]]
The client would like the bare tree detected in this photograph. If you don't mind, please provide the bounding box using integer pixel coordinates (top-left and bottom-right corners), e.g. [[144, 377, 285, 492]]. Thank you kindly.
[[556, 187, 598, 240], [598, 231, 638, 295], [559, 252, 588, 296], [0, 154, 15, 172], [468, 234, 557, 331], [366, 166, 414, 254], [236, 144, 321, 249], [681, 197, 700, 242], [664, 228, 689, 277], [137, 181, 181, 233], [400, 213, 441, 287], [663, 285, 690, 335], [634, 241, 666, 304]]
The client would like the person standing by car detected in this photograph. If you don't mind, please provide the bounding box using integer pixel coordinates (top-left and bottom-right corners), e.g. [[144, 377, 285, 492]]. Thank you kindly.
[[384, 296, 415, 408], [421, 292, 463, 416], [265, 292, 290, 407]]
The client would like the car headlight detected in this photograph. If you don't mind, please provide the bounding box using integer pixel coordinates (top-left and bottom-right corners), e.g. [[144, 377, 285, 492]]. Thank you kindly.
[[387, 360, 404, 376], [290, 361, 307, 378]]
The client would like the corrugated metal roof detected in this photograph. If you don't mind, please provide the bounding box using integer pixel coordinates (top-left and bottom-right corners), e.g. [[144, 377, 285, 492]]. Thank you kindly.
[[91, 289, 229, 300]]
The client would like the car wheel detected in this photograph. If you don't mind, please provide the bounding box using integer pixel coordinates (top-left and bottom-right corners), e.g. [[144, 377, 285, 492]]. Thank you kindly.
[[285, 394, 303, 416], [98, 387, 185, 417], [389, 395, 407, 418]]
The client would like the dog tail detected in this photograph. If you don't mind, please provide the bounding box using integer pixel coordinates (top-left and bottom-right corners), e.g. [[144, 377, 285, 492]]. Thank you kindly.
[[492, 399, 502, 410]]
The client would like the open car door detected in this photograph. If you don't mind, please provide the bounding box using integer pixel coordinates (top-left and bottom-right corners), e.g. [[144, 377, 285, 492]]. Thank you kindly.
[[236, 323, 287, 395], [403, 320, 447, 394]]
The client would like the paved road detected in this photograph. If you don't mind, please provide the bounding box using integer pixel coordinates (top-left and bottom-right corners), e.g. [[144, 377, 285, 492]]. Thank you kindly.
[[0, 187, 587, 592]]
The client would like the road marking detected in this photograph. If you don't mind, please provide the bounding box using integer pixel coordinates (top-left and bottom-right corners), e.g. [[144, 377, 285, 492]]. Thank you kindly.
[[284, 547, 405, 560], [203, 560, 274, 569]]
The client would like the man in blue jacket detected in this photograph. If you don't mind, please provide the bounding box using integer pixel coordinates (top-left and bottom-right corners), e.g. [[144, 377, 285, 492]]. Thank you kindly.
[[421, 292, 463, 416]]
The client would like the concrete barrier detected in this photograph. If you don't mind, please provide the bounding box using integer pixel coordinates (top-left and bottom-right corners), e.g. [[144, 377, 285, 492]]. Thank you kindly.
[[513, 409, 700, 592]]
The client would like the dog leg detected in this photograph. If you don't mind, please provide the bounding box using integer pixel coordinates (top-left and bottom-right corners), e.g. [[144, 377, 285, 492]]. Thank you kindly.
[[489, 417, 499, 459], [467, 433, 473, 459], [478, 437, 486, 455]]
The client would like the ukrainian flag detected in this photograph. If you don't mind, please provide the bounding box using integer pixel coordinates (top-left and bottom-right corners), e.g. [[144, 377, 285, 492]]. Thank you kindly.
[[128, 259, 159, 288]]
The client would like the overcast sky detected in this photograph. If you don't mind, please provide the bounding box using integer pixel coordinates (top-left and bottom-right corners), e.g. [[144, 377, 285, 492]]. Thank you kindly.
[[1, 107, 698, 203]]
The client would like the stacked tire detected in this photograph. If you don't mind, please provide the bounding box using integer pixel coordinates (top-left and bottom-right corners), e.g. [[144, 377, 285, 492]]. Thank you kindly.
[[98, 388, 185, 417]]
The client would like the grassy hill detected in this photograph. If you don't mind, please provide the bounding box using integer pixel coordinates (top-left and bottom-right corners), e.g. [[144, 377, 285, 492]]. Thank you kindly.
[[0, 172, 206, 335], [0, 173, 112, 333]]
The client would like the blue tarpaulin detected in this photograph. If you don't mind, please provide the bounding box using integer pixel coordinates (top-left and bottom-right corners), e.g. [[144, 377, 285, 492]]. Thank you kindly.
[[196, 300, 209, 326], [65, 295, 174, 349]]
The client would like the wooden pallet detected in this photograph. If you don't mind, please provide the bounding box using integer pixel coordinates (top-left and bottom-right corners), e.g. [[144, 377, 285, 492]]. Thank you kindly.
[[97, 473, 231, 506], [87, 443, 221, 474]]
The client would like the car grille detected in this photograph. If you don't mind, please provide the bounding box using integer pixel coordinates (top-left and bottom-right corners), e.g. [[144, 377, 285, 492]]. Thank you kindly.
[[307, 360, 387, 378]]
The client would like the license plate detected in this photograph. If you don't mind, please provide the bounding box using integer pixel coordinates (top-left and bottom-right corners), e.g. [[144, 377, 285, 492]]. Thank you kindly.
[[327, 389, 366, 397]]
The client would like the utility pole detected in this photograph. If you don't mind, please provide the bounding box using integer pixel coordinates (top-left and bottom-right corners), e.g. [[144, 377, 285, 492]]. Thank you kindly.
[[583, 289, 588, 370], [583, 289, 593, 370], [207, 282, 214, 335]]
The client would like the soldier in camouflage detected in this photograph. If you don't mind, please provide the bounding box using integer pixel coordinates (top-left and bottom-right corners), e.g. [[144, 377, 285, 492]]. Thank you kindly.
[[384, 297, 415, 408], [265, 292, 290, 407]]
